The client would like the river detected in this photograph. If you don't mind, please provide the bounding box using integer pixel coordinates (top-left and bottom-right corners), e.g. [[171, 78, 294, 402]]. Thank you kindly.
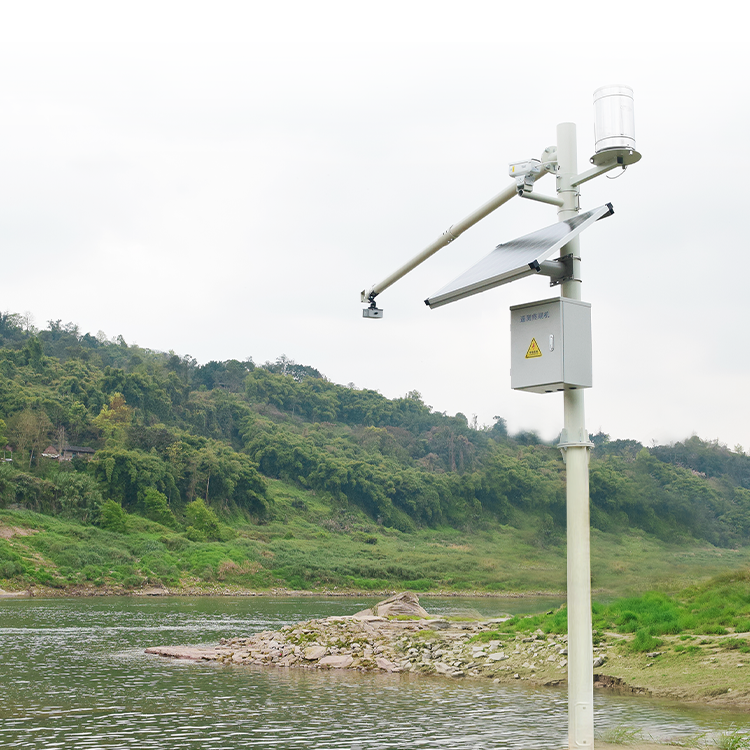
[[0, 595, 746, 749]]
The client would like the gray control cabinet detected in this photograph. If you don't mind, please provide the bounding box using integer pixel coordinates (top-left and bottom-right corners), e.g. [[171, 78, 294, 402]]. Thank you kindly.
[[510, 297, 592, 393]]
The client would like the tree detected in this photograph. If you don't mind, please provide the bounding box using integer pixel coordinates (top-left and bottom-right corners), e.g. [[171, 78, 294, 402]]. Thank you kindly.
[[90, 447, 178, 510], [22, 337, 44, 371], [185, 498, 221, 541], [8, 409, 53, 468], [245, 369, 298, 410], [98, 500, 128, 532], [93, 392, 133, 441], [425, 425, 474, 472], [66, 402, 90, 443], [262, 354, 323, 382], [490, 416, 508, 438], [142, 488, 176, 527], [55, 472, 104, 523]]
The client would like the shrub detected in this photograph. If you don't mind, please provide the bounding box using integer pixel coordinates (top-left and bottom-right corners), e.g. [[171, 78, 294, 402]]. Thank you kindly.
[[184, 499, 221, 541], [98, 500, 128, 533], [0, 540, 27, 579], [722, 638, 750, 651], [697, 624, 728, 635], [352, 531, 378, 544], [631, 629, 663, 653], [185, 526, 207, 542], [142, 488, 176, 528]]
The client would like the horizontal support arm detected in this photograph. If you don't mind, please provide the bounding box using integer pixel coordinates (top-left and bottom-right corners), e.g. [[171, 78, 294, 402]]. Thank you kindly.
[[570, 159, 621, 187], [361, 172, 548, 302], [537, 259, 567, 278], [519, 190, 564, 207]]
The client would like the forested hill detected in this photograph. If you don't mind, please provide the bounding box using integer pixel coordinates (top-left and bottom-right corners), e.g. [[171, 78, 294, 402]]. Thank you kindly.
[[1, 313, 749, 553]]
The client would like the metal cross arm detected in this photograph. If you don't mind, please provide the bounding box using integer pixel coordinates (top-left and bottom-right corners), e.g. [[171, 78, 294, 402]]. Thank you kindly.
[[360, 167, 552, 316]]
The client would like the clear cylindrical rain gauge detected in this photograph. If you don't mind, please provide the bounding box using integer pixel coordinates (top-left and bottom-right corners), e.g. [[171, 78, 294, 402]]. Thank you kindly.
[[591, 85, 641, 166]]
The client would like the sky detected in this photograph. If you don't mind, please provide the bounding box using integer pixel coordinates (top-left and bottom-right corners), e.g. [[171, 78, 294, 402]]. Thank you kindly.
[[1, 1, 747, 451]]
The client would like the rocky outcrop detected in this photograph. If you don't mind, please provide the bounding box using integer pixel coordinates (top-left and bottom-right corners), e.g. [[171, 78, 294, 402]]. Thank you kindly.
[[145, 594, 750, 709], [145, 593, 592, 686], [353, 591, 430, 620], [145, 645, 231, 661], [593, 673, 651, 696]]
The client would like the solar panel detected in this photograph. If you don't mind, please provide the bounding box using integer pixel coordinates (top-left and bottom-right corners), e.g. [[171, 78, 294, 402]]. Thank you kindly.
[[425, 203, 613, 309]]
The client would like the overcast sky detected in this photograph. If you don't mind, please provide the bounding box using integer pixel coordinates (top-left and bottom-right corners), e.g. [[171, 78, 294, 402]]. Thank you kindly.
[[1, 1, 747, 451]]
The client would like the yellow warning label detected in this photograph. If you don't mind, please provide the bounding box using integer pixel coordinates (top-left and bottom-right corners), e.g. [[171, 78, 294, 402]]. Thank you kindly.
[[525, 338, 542, 359]]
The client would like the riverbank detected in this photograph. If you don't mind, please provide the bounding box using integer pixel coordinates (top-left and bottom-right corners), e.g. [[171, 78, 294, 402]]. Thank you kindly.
[[4, 507, 750, 605], [145, 593, 750, 712], [0, 582, 564, 598]]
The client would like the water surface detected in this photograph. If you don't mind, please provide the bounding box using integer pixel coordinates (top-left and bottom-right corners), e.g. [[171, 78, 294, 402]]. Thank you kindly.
[[0, 596, 745, 749]]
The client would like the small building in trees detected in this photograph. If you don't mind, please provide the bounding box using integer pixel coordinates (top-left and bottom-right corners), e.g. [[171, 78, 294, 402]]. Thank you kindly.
[[42, 445, 95, 461], [60, 445, 95, 461]]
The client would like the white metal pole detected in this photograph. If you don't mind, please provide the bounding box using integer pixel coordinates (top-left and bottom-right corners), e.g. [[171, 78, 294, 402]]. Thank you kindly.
[[556, 122, 595, 749]]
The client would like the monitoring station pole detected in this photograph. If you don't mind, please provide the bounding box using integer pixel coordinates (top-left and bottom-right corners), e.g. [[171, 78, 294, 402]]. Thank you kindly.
[[557, 122, 594, 748], [360, 86, 641, 749]]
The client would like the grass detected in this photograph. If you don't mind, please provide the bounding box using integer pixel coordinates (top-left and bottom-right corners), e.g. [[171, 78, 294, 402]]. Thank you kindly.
[[468, 571, 750, 653], [598, 724, 644, 744], [715, 727, 750, 750], [2, 477, 750, 597], [596, 724, 750, 749]]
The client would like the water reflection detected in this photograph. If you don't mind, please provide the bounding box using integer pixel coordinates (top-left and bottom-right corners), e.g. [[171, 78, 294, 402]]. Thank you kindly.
[[0, 596, 746, 749]]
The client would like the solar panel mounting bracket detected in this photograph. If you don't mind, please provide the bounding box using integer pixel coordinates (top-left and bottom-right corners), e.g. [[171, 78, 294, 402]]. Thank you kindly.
[[545, 254, 578, 287]]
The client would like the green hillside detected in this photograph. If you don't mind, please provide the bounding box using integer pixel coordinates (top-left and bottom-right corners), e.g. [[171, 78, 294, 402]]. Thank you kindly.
[[1, 313, 749, 595]]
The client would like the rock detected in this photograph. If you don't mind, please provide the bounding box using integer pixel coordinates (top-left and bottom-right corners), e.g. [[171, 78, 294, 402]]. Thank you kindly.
[[375, 657, 400, 672], [646, 651, 662, 658], [354, 592, 430, 620], [426, 619, 450, 630], [350, 614, 387, 622], [488, 653, 507, 661], [318, 655, 354, 669], [303, 645, 327, 660], [145, 646, 225, 661], [593, 656, 606, 668], [138, 586, 170, 596]]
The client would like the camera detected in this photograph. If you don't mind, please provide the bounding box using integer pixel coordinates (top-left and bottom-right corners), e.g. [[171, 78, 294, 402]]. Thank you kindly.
[[508, 159, 542, 178]]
